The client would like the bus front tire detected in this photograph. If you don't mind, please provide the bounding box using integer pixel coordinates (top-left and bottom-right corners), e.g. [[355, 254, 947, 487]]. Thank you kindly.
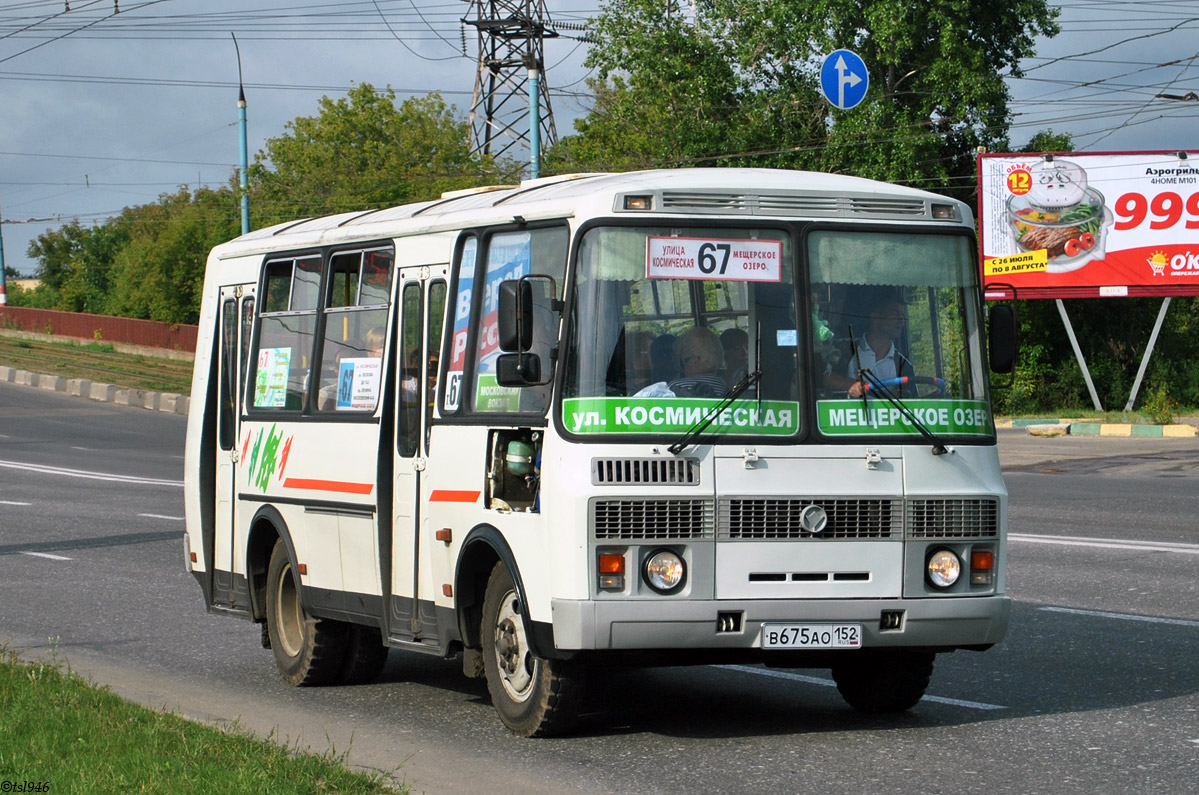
[[831, 650, 935, 713], [481, 562, 581, 737], [265, 539, 347, 686]]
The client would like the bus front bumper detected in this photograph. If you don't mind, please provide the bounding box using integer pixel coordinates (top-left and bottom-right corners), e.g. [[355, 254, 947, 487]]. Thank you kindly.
[[550, 595, 1010, 652]]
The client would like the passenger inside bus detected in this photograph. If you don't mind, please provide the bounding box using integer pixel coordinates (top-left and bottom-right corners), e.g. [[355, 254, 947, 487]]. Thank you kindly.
[[634, 326, 728, 398]]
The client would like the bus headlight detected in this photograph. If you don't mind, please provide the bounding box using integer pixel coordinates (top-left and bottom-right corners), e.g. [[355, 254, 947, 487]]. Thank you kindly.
[[926, 548, 961, 589], [644, 550, 686, 594]]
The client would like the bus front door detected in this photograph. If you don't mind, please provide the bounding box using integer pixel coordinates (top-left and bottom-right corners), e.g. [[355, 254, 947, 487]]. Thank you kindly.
[[390, 267, 447, 645], [214, 284, 254, 610]]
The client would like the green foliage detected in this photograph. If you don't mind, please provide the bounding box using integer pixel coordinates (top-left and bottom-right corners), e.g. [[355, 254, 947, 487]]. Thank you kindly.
[[549, 0, 1060, 204], [995, 297, 1199, 414], [1142, 383, 1177, 425], [249, 85, 501, 225], [0, 646, 404, 793]]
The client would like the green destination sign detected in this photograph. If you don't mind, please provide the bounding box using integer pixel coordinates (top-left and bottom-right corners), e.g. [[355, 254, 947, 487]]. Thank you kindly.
[[817, 399, 993, 437], [562, 397, 800, 436]]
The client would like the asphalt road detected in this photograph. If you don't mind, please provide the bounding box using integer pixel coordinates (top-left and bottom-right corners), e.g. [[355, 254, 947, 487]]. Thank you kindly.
[[2, 383, 1197, 794]]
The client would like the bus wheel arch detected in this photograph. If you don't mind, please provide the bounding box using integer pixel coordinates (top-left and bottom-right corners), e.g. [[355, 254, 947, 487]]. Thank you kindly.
[[245, 505, 292, 623], [455, 525, 516, 654]]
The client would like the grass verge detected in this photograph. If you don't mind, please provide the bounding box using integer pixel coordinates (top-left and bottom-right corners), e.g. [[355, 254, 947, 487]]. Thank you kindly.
[[0, 334, 193, 394], [0, 647, 404, 794]]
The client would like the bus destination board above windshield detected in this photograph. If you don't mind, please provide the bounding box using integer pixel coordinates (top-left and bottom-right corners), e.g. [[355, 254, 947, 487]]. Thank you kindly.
[[647, 236, 782, 282]]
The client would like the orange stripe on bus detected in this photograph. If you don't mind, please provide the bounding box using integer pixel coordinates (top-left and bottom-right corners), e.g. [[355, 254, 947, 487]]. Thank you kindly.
[[282, 478, 374, 495], [429, 489, 481, 503]]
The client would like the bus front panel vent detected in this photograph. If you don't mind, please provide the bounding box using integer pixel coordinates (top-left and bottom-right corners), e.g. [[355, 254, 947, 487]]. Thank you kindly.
[[592, 457, 699, 486]]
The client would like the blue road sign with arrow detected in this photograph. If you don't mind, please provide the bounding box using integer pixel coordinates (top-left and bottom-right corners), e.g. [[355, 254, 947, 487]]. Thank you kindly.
[[820, 49, 869, 110]]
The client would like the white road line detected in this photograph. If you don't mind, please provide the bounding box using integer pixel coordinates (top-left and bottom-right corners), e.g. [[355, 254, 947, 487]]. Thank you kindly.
[[0, 458, 182, 488], [138, 513, 184, 521], [1039, 606, 1199, 628], [20, 551, 72, 561], [71, 446, 93, 451], [0, 500, 32, 506], [716, 664, 1006, 711], [1010, 533, 1199, 555]]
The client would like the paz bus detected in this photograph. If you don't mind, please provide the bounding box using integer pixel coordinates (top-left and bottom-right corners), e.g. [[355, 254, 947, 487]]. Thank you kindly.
[[183, 168, 1016, 736]]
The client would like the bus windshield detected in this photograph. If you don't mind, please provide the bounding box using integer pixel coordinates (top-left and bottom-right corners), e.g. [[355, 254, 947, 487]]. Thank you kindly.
[[810, 229, 992, 439], [562, 225, 802, 440], [561, 224, 992, 442]]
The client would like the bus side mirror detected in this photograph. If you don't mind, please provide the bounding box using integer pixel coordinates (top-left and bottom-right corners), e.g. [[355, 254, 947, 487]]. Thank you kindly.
[[988, 303, 1016, 375], [496, 352, 543, 386], [498, 279, 534, 353]]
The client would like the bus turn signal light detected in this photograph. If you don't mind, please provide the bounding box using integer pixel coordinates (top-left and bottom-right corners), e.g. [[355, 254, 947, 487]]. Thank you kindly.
[[971, 548, 995, 586], [599, 552, 625, 591]]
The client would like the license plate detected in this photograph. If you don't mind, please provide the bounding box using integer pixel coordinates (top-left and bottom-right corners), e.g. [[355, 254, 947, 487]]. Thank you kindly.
[[761, 623, 861, 649]]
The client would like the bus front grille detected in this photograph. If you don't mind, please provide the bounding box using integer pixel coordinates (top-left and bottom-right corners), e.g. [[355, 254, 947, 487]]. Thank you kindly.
[[590, 498, 714, 540], [907, 498, 999, 538], [719, 498, 902, 540]]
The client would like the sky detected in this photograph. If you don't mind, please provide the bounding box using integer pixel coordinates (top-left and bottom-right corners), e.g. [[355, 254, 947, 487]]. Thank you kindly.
[[1, 0, 1197, 277]]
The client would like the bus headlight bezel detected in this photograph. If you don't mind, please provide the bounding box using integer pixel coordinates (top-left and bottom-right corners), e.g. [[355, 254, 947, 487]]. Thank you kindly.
[[643, 549, 686, 594], [926, 548, 962, 589]]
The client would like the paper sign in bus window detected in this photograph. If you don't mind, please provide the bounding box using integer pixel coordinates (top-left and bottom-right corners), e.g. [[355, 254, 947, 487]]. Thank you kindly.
[[646, 236, 782, 282], [254, 347, 292, 408], [336, 358, 382, 410]]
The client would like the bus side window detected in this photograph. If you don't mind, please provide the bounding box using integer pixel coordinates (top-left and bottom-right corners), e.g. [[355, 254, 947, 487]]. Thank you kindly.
[[249, 256, 319, 412], [398, 283, 421, 457]]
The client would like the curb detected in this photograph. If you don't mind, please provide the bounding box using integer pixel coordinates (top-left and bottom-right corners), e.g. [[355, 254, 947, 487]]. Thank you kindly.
[[1013, 419, 1198, 438], [0, 364, 189, 416]]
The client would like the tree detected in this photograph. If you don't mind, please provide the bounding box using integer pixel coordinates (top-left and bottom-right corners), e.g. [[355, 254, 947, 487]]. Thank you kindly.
[[26, 219, 132, 314], [249, 85, 504, 226], [105, 186, 241, 324], [549, 0, 1060, 204]]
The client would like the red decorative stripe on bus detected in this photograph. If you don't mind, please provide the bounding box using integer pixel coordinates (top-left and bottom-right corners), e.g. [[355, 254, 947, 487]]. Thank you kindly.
[[429, 489, 481, 503], [283, 478, 374, 495]]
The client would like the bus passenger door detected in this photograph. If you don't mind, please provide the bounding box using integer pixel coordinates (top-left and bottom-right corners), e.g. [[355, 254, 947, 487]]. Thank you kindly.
[[390, 268, 446, 643], [214, 284, 254, 609]]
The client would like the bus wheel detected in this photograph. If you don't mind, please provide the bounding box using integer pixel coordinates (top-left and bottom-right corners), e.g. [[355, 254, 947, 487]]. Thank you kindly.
[[265, 539, 347, 686], [481, 562, 581, 737], [831, 650, 935, 713], [338, 624, 389, 685]]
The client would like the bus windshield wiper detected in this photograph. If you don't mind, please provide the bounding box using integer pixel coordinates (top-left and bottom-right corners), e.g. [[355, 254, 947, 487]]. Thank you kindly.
[[667, 367, 762, 455], [857, 368, 950, 456]]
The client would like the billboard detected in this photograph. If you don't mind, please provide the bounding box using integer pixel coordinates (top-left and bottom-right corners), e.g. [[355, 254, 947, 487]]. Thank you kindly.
[[977, 151, 1199, 299]]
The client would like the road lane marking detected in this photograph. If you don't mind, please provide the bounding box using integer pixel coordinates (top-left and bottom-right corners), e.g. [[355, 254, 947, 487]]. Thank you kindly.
[[1010, 533, 1199, 555], [1039, 606, 1199, 628], [0, 500, 32, 506], [138, 513, 184, 521], [716, 664, 1006, 711], [20, 551, 72, 561], [0, 458, 182, 488]]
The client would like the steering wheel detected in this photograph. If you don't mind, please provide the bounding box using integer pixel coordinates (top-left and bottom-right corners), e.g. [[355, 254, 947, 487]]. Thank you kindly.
[[863, 375, 946, 397]]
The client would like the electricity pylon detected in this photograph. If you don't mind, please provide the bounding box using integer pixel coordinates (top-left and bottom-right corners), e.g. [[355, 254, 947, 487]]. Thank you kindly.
[[463, 0, 559, 172]]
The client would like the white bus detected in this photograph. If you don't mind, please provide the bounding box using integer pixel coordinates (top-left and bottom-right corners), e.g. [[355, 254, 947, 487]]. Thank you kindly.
[[184, 168, 1016, 736]]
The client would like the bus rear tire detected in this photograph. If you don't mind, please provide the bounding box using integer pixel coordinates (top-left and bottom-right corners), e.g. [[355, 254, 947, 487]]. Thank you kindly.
[[831, 650, 935, 713], [265, 539, 347, 686], [339, 624, 389, 685], [481, 562, 581, 737]]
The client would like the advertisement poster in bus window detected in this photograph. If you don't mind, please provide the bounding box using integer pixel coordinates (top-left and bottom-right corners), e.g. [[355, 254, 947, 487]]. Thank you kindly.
[[473, 233, 531, 411], [444, 238, 477, 411], [253, 347, 291, 408], [978, 151, 1199, 299]]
